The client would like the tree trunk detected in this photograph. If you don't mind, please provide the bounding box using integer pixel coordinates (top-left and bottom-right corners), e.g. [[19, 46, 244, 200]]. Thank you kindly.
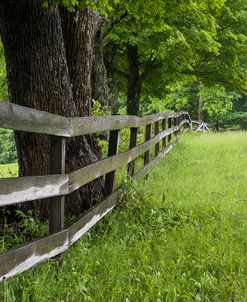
[[198, 83, 204, 123], [0, 1, 103, 218], [105, 42, 119, 114], [127, 44, 141, 116], [198, 99, 204, 123], [91, 29, 109, 108], [60, 8, 104, 212]]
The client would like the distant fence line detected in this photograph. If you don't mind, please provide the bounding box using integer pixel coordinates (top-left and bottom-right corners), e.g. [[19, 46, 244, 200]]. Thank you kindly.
[[0, 101, 191, 281]]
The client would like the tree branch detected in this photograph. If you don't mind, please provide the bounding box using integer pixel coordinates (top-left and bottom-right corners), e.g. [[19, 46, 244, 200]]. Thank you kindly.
[[102, 10, 128, 41]]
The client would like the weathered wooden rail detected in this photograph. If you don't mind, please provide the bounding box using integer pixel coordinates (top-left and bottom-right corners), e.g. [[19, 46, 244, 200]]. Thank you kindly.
[[0, 101, 191, 281]]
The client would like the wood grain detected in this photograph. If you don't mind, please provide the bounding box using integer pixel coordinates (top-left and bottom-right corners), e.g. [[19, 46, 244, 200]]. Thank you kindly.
[[0, 120, 191, 206], [0, 102, 190, 136], [0, 175, 69, 207], [0, 230, 69, 281], [0, 102, 70, 136]]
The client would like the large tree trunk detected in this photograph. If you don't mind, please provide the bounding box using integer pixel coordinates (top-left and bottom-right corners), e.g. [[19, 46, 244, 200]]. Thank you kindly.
[[60, 8, 104, 212], [0, 1, 103, 218], [105, 42, 119, 114], [127, 44, 141, 116], [91, 28, 109, 108]]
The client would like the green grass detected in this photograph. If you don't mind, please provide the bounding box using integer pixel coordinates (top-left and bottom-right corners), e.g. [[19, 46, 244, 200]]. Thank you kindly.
[[1, 132, 247, 301], [0, 163, 18, 178]]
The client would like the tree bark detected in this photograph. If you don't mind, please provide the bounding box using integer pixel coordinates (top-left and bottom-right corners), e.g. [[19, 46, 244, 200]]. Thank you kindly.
[[105, 42, 119, 114], [0, 1, 104, 218], [127, 44, 141, 116], [60, 8, 105, 213], [91, 28, 109, 108]]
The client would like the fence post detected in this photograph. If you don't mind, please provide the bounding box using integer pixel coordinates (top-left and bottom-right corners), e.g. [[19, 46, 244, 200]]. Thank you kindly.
[[162, 119, 167, 149], [128, 127, 138, 176], [49, 136, 66, 234], [168, 118, 172, 143], [144, 124, 152, 166], [175, 115, 179, 135], [154, 121, 160, 156], [104, 129, 119, 196]]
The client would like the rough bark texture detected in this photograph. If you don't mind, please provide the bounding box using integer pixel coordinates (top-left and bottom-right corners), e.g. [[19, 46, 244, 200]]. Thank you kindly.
[[0, 0, 74, 218], [0, 1, 104, 217], [127, 44, 141, 116], [105, 42, 119, 114], [60, 8, 104, 212], [92, 29, 109, 108]]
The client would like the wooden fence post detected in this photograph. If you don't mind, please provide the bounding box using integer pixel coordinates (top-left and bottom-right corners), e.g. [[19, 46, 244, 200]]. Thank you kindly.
[[49, 136, 66, 234], [104, 129, 119, 196], [144, 124, 152, 166], [175, 115, 179, 135], [154, 121, 160, 156], [162, 119, 166, 149], [128, 127, 138, 176], [168, 118, 172, 143]]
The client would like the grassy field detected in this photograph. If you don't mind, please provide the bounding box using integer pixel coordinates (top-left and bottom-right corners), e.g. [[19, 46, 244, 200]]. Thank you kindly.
[[0, 163, 18, 178], [1, 132, 247, 301]]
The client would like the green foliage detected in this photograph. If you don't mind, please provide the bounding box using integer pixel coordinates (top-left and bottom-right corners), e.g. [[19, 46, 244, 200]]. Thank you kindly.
[[1, 132, 246, 301], [0, 40, 8, 100], [200, 85, 240, 118], [92, 99, 111, 116], [1, 209, 48, 252], [218, 111, 247, 130], [0, 129, 17, 164], [106, 0, 246, 118]]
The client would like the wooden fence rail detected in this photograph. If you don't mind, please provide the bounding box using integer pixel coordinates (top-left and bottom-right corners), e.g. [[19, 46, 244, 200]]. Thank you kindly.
[[0, 101, 192, 281]]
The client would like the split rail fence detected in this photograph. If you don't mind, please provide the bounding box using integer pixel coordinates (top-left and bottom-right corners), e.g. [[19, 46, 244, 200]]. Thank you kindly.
[[0, 101, 191, 281]]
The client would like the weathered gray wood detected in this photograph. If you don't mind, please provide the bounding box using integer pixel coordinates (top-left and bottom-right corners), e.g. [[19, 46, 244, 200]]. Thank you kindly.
[[0, 192, 120, 281], [49, 136, 66, 234], [69, 191, 120, 244], [0, 101, 189, 136], [0, 102, 70, 136], [144, 124, 152, 166], [135, 140, 179, 180], [0, 174, 69, 207], [104, 130, 119, 196], [0, 125, 190, 282], [154, 121, 160, 156], [70, 112, 185, 136], [127, 127, 138, 176], [69, 126, 175, 192], [0, 118, 190, 207], [0, 229, 69, 281], [0, 124, 184, 206]]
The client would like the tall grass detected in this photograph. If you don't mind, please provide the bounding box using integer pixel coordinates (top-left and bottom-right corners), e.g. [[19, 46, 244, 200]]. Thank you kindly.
[[1, 132, 247, 301]]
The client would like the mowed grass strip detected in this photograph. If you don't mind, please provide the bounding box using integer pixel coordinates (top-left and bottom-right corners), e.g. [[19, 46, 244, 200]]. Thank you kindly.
[[1, 132, 247, 301]]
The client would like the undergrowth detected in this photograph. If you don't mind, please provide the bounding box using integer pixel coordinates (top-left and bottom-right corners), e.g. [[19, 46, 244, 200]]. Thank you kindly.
[[1, 132, 247, 301]]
